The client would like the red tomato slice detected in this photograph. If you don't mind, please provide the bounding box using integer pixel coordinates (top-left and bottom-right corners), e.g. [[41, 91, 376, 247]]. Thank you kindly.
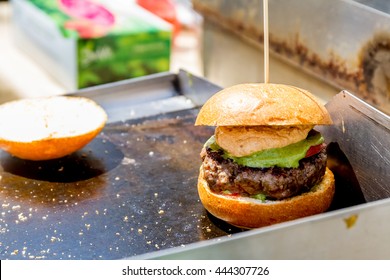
[[305, 143, 326, 158]]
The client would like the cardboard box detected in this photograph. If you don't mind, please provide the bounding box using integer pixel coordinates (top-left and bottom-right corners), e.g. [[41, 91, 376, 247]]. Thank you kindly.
[[11, 0, 172, 90]]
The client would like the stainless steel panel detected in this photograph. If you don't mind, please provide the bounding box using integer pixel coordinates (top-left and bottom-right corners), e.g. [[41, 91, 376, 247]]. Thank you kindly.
[[194, 0, 390, 113]]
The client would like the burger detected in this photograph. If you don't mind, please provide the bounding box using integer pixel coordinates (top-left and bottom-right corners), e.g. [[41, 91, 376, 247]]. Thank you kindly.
[[195, 83, 335, 228]]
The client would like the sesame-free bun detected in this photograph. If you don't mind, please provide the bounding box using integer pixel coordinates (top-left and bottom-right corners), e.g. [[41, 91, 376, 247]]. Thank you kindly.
[[195, 83, 333, 127], [198, 167, 335, 228], [0, 96, 107, 161]]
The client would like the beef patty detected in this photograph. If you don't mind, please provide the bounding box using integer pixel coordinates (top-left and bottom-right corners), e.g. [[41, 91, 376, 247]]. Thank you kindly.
[[200, 146, 327, 200]]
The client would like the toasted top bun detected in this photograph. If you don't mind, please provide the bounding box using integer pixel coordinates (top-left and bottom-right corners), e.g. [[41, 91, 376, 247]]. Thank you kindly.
[[0, 96, 107, 161], [195, 83, 332, 126], [198, 167, 335, 228]]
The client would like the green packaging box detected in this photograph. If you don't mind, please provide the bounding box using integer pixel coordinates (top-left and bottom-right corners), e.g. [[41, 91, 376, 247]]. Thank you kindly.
[[11, 0, 172, 90]]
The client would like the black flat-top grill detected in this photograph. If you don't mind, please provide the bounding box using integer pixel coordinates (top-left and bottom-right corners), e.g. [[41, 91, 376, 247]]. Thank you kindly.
[[1, 70, 389, 260], [0, 71, 239, 260]]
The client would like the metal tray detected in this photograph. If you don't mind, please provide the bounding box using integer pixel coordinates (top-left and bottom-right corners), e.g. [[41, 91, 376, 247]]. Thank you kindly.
[[143, 89, 390, 259], [1, 70, 389, 259]]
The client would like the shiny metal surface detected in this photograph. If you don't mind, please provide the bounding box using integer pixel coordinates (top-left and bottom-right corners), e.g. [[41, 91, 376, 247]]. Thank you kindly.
[[319, 91, 390, 201], [194, 0, 390, 113], [142, 199, 390, 259]]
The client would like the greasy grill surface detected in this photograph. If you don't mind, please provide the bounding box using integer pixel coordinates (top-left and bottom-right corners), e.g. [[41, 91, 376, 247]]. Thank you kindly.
[[0, 104, 367, 259], [0, 108, 243, 260]]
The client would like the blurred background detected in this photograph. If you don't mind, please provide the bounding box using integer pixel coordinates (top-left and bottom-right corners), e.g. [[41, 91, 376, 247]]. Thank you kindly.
[[0, 0, 203, 102], [2, 0, 390, 114]]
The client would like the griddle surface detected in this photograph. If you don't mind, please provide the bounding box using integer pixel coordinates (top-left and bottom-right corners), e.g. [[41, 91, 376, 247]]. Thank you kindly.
[[0, 104, 367, 259], [0, 108, 244, 260]]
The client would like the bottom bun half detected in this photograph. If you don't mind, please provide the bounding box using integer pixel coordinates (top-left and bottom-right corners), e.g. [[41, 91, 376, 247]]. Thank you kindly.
[[197, 166, 335, 229]]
